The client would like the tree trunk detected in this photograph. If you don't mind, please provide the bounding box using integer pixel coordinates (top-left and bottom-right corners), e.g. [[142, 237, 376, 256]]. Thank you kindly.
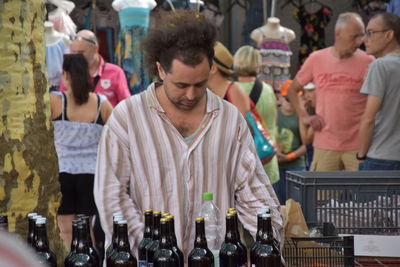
[[0, 0, 66, 263]]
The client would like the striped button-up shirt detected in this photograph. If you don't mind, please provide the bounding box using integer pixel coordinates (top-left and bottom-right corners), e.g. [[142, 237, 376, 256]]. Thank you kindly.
[[94, 83, 283, 257]]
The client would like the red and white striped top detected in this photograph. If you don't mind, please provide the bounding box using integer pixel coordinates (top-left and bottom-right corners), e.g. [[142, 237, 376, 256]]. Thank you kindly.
[[94, 83, 283, 256]]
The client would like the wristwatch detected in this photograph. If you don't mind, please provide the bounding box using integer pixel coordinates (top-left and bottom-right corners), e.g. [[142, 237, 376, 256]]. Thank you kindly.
[[356, 153, 367, 160]]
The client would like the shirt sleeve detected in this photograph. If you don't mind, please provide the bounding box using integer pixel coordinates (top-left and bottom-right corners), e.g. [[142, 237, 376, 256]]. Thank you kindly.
[[94, 105, 143, 254], [360, 59, 385, 98], [234, 124, 284, 246], [295, 51, 316, 86], [114, 67, 131, 103]]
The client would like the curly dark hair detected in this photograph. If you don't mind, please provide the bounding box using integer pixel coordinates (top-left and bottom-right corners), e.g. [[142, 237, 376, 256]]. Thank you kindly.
[[63, 54, 93, 105], [142, 10, 217, 77]]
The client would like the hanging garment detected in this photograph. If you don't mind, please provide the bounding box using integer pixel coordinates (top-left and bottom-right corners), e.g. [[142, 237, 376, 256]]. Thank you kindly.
[[46, 40, 68, 88], [115, 7, 151, 95], [387, 0, 400, 16], [293, 4, 332, 67], [257, 31, 292, 92]]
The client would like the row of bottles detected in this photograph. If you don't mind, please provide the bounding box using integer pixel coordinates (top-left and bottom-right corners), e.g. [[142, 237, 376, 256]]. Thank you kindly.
[[136, 210, 184, 267], [26, 213, 57, 266]]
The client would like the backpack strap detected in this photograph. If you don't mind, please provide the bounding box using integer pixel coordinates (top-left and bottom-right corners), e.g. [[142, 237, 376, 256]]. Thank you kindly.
[[249, 78, 263, 105]]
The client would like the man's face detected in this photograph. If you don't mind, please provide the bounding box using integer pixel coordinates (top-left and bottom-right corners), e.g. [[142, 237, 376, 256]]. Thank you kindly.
[[158, 57, 210, 111], [69, 39, 98, 67], [336, 18, 365, 57], [364, 16, 391, 57]]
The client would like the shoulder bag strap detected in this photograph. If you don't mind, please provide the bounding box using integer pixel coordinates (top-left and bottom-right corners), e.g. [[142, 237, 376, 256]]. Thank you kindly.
[[249, 78, 263, 105]]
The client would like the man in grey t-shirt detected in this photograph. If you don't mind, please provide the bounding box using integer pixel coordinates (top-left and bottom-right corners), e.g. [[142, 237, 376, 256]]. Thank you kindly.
[[358, 13, 400, 170]]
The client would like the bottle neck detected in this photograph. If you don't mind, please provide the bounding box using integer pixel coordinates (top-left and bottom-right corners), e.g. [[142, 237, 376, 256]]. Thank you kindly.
[[35, 224, 49, 251], [224, 216, 238, 243], [112, 220, 119, 247], [159, 221, 171, 249], [144, 212, 153, 239], [82, 217, 94, 247], [169, 218, 178, 246], [71, 223, 79, 251], [153, 215, 161, 241], [260, 216, 273, 245], [117, 224, 131, 252], [76, 226, 90, 254], [256, 214, 263, 242], [194, 220, 208, 249], [28, 218, 35, 244]]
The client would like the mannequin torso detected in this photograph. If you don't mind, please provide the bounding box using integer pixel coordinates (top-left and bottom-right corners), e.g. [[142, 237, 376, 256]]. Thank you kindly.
[[44, 21, 70, 46], [251, 17, 295, 46]]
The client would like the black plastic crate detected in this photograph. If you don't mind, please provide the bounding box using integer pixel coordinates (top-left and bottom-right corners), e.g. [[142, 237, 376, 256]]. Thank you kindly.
[[283, 236, 354, 267], [286, 171, 400, 235]]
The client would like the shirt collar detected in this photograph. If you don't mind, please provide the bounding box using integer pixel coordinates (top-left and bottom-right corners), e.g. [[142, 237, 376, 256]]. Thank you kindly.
[[93, 55, 105, 77], [146, 82, 220, 114]]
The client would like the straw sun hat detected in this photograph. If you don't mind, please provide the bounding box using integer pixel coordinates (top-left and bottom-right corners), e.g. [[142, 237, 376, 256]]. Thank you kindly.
[[213, 41, 234, 76]]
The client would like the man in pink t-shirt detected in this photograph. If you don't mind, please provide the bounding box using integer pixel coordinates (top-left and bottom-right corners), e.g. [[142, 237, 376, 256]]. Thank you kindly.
[[60, 30, 131, 107], [287, 12, 374, 171]]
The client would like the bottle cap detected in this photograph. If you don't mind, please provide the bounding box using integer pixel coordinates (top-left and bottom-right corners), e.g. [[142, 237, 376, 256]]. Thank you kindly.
[[28, 213, 37, 218], [118, 220, 128, 225], [160, 218, 169, 222], [196, 217, 205, 221], [261, 213, 271, 218], [113, 215, 124, 222], [144, 209, 153, 213], [113, 212, 123, 218], [153, 211, 161, 215], [162, 212, 170, 218], [203, 192, 213, 200], [36, 217, 46, 225]]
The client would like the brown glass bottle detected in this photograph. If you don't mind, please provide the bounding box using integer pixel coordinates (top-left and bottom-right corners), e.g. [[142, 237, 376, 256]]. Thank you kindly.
[[167, 216, 184, 267], [219, 213, 246, 267], [34, 217, 57, 267], [27, 212, 38, 246], [65, 219, 81, 267], [250, 211, 265, 266], [146, 211, 162, 267], [108, 220, 138, 267], [138, 210, 153, 267], [253, 214, 280, 267], [68, 222, 97, 266], [153, 218, 179, 267], [77, 215, 100, 267], [227, 210, 247, 266], [188, 217, 214, 267], [106, 214, 125, 263]]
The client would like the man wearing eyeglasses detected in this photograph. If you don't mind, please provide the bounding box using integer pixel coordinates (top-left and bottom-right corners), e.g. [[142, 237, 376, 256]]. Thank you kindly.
[[286, 12, 374, 171], [60, 30, 130, 107], [358, 13, 400, 170]]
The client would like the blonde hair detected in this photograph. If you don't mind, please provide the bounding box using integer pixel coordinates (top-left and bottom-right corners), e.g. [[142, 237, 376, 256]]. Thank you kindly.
[[233, 45, 262, 77]]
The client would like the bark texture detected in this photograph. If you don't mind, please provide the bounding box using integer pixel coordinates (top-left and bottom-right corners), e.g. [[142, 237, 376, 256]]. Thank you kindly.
[[0, 0, 66, 263]]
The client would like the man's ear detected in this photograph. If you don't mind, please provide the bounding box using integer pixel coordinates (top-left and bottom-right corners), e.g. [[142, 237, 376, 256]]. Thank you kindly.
[[210, 64, 218, 75], [387, 29, 395, 42], [157, 61, 166, 80]]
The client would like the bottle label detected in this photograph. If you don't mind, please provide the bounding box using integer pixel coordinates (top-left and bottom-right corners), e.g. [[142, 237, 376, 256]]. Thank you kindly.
[[138, 260, 147, 267]]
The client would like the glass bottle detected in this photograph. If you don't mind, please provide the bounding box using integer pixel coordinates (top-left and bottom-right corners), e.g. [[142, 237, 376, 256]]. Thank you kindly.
[[68, 222, 97, 266], [219, 213, 246, 267], [78, 215, 100, 267], [250, 211, 265, 266], [138, 209, 153, 267], [34, 217, 57, 267], [146, 211, 161, 267], [106, 214, 125, 263], [108, 220, 138, 267], [188, 217, 214, 267], [227, 209, 247, 266], [153, 218, 179, 267], [254, 214, 280, 267], [65, 219, 81, 267], [27, 212, 38, 246], [167, 216, 184, 267]]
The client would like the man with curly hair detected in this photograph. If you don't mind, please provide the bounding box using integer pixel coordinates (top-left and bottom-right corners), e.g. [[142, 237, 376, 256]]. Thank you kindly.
[[94, 10, 283, 259]]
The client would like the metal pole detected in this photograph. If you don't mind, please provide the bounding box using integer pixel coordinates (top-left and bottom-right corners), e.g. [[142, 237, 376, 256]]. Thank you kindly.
[[271, 0, 276, 17]]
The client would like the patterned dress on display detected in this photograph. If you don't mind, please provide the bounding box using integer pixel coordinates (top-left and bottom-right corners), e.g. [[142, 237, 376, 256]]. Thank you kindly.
[[293, 4, 332, 67]]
